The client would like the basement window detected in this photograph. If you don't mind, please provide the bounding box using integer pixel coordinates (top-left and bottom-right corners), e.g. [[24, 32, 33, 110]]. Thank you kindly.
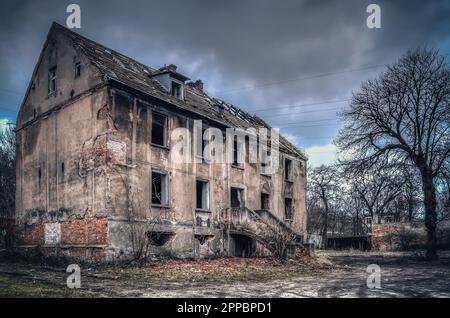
[[151, 113, 167, 146], [48, 67, 57, 95], [196, 180, 210, 210], [147, 231, 173, 246], [284, 198, 293, 220], [285, 158, 293, 181], [151, 171, 168, 205], [171, 81, 183, 99], [261, 193, 270, 210], [230, 187, 244, 208], [74, 62, 81, 78]]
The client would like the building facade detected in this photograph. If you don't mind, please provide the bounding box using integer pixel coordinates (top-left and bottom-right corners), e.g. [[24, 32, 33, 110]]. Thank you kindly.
[[15, 23, 307, 261]]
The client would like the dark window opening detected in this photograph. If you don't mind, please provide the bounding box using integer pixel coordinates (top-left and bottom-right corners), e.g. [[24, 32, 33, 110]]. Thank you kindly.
[[48, 67, 57, 95], [196, 180, 209, 210], [147, 231, 173, 246], [171, 81, 182, 99], [74, 62, 81, 78], [231, 187, 244, 208], [195, 234, 213, 245], [196, 128, 208, 159], [232, 234, 255, 258], [151, 171, 168, 205], [285, 158, 293, 181], [151, 113, 167, 146], [38, 167, 42, 188], [261, 193, 270, 210], [285, 198, 293, 220], [61, 162, 65, 174], [232, 136, 243, 166]]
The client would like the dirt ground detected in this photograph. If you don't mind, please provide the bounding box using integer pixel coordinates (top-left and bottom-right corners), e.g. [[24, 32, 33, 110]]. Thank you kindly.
[[0, 251, 449, 298]]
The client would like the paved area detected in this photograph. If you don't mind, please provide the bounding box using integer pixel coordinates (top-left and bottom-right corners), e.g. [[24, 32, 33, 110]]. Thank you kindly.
[[1, 251, 449, 298]]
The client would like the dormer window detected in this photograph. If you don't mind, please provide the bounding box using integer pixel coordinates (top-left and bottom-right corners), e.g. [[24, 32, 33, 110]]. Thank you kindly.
[[151, 64, 190, 100], [171, 81, 183, 99]]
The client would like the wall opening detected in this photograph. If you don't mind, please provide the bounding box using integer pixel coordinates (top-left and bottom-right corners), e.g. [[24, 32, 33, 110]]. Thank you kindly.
[[284, 198, 293, 220], [196, 180, 210, 210], [151, 171, 168, 205], [147, 231, 174, 246], [232, 234, 255, 258], [151, 113, 167, 146], [285, 158, 293, 181], [261, 192, 270, 210], [230, 187, 244, 208]]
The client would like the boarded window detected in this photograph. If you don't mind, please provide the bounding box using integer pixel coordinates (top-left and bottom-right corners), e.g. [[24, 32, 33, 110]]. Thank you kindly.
[[196, 180, 210, 210], [285, 158, 293, 180], [284, 198, 293, 219], [231, 187, 244, 208], [151, 113, 167, 146], [151, 171, 168, 205], [261, 193, 270, 210]]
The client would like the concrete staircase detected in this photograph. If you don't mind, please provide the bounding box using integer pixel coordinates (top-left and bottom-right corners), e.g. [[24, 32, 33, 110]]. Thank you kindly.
[[222, 207, 303, 256]]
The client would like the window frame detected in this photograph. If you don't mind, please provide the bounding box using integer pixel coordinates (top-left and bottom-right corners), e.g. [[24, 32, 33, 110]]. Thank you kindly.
[[151, 112, 168, 147], [196, 179, 210, 211], [48, 67, 57, 96], [151, 170, 169, 206]]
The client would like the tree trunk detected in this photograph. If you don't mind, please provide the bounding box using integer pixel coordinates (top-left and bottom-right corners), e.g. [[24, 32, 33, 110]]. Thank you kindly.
[[421, 170, 438, 260]]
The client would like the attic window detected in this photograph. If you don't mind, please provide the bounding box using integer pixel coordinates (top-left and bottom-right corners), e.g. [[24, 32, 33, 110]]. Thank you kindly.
[[74, 62, 81, 78], [48, 67, 57, 95], [171, 81, 183, 99]]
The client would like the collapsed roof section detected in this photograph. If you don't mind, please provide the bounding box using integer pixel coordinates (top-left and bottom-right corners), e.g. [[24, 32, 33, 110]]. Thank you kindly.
[[55, 23, 306, 160]]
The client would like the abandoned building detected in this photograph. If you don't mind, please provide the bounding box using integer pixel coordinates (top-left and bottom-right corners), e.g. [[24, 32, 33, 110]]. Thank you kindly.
[[14, 22, 307, 261]]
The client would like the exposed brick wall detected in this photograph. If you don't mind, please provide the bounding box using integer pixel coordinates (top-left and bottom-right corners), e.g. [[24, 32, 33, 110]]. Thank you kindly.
[[61, 218, 108, 245], [16, 217, 108, 246]]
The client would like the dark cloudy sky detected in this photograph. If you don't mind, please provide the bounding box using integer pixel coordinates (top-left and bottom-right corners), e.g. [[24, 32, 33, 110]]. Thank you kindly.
[[1, 0, 449, 166]]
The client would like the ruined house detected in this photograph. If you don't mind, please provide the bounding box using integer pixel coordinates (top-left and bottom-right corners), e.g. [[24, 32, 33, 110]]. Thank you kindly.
[[15, 23, 307, 261]]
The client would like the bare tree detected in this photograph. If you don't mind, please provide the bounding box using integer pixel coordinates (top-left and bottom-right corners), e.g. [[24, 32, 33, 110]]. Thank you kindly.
[[307, 165, 340, 248], [336, 48, 450, 260], [0, 125, 15, 250]]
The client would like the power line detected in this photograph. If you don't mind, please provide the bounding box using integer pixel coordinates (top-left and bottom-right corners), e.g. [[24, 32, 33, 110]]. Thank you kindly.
[[216, 64, 387, 94], [247, 98, 350, 112]]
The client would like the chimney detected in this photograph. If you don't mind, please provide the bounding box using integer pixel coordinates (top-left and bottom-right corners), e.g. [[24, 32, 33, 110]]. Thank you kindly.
[[160, 64, 178, 73], [187, 79, 204, 91]]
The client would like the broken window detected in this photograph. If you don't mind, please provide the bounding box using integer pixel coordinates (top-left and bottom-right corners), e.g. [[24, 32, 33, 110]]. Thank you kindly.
[[74, 62, 81, 78], [232, 136, 244, 167], [284, 198, 293, 220], [261, 193, 270, 210], [151, 112, 167, 146], [230, 187, 244, 208], [48, 67, 57, 95], [196, 180, 210, 210], [285, 158, 293, 181], [171, 81, 183, 99], [151, 171, 168, 205]]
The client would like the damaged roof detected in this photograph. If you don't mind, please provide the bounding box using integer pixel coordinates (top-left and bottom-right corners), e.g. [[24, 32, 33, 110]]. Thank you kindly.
[[54, 22, 306, 159]]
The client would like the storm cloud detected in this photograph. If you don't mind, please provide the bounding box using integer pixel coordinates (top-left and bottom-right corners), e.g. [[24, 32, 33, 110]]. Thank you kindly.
[[1, 0, 449, 165]]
